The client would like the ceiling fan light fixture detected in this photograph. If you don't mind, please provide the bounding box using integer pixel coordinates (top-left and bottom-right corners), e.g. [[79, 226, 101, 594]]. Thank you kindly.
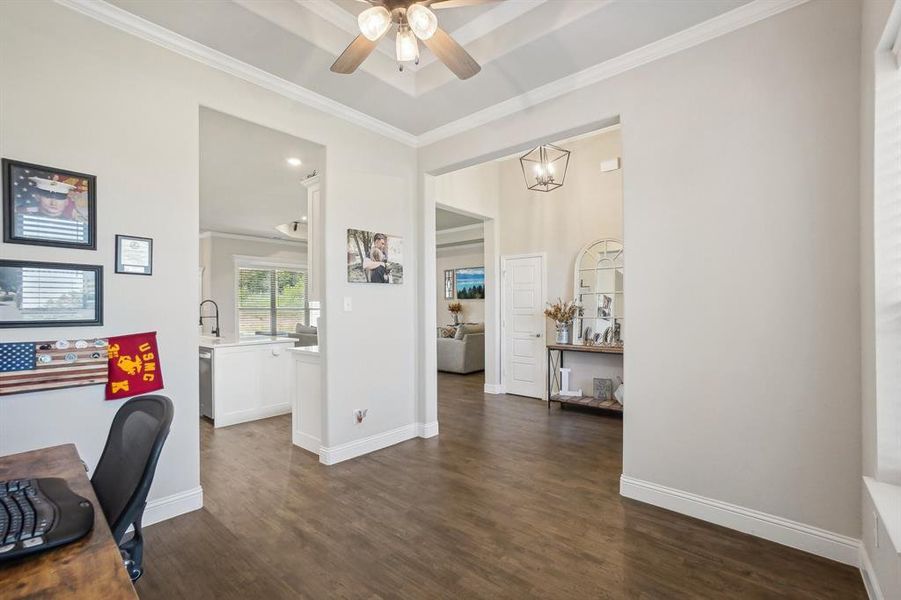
[[358, 6, 391, 41], [396, 27, 420, 63], [407, 4, 438, 40]]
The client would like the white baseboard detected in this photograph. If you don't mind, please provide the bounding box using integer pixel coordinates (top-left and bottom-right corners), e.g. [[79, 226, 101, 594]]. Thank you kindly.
[[484, 383, 505, 394], [620, 475, 860, 566], [859, 545, 884, 600], [319, 423, 419, 465], [215, 403, 290, 428], [143, 486, 203, 527], [418, 421, 439, 438], [292, 430, 321, 454]]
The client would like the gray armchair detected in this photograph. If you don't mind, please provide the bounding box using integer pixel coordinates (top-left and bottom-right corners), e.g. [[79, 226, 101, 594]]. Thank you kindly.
[[437, 329, 484, 374]]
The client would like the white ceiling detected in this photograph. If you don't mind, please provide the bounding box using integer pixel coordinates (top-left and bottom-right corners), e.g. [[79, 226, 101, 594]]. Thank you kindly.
[[199, 107, 323, 240], [105, 0, 753, 138]]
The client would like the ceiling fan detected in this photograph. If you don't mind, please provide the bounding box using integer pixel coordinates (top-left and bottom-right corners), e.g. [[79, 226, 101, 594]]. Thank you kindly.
[[330, 0, 499, 80]]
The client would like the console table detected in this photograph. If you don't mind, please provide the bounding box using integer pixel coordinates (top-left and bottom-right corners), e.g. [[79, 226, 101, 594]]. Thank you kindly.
[[546, 343, 624, 413]]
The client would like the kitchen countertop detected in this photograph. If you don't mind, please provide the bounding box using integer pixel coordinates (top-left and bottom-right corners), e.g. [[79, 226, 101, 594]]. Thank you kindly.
[[287, 345, 320, 357], [199, 336, 296, 349]]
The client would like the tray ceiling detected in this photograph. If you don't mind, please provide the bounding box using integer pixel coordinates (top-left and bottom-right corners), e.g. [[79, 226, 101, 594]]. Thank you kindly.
[[103, 0, 754, 137]]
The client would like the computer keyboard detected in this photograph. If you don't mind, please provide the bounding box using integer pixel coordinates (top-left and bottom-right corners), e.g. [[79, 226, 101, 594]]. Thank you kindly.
[[0, 478, 94, 562]]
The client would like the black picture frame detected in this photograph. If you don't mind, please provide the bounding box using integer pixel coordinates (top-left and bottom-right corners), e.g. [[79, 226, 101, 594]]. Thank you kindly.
[[0, 259, 103, 328], [115, 234, 153, 276], [2, 158, 97, 250]]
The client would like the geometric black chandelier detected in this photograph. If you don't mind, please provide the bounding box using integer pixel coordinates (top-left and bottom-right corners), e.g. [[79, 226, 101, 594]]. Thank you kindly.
[[520, 143, 571, 192]]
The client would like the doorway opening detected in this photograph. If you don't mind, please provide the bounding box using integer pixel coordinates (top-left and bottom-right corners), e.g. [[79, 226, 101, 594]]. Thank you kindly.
[[196, 107, 323, 439], [435, 206, 488, 382], [427, 124, 624, 443]]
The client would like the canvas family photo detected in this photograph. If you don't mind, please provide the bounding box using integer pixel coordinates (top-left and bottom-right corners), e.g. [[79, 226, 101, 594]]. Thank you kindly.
[[3, 159, 96, 249], [346, 229, 404, 284]]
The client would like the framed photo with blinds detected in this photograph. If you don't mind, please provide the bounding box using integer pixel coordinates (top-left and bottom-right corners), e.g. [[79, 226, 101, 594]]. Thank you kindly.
[[2, 158, 97, 249], [0, 260, 103, 328]]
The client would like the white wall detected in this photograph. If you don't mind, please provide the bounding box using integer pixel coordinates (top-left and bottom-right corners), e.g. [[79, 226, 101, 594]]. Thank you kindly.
[[436, 244, 486, 326], [420, 0, 863, 542], [199, 234, 307, 338], [0, 0, 418, 513]]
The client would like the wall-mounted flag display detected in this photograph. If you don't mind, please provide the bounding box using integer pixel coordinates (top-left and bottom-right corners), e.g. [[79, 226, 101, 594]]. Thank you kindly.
[[0, 338, 108, 396], [106, 331, 164, 400]]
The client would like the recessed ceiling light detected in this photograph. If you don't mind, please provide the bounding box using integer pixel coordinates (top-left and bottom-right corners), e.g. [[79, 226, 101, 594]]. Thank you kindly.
[[286, 157, 302, 167]]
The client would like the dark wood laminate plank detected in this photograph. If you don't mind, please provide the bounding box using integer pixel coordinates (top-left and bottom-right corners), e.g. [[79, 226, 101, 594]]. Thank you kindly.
[[0, 444, 138, 599], [137, 373, 864, 599]]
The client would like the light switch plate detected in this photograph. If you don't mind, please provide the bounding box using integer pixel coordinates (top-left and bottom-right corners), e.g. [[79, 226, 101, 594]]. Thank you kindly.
[[343, 296, 352, 312]]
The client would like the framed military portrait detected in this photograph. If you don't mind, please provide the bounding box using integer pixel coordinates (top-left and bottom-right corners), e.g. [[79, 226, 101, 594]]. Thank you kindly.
[[2, 158, 97, 249]]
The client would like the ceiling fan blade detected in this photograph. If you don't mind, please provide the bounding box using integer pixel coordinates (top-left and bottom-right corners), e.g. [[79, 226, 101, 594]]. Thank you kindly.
[[330, 34, 378, 74], [427, 0, 502, 9], [421, 27, 481, 79]]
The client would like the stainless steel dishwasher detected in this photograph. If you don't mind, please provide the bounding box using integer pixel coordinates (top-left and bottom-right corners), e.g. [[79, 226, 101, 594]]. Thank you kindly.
[[199, 349, 213, 420]]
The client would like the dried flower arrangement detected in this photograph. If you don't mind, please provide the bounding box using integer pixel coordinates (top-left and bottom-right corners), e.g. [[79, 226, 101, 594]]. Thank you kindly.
[[543, 298, 579, 325], [448, 302, 463, 315]]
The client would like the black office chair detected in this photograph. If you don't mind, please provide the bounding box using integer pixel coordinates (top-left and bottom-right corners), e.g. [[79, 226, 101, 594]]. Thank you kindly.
[[91, 394, 174, 582]]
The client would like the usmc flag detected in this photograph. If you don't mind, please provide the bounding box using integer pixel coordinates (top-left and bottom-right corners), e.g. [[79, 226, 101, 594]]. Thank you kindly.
[[105, 332, 164, 400]]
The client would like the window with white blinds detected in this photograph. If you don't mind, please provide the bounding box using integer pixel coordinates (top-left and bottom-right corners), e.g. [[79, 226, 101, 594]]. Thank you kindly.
[[237, 267, 309, 336], [874, 38, 901, 482]]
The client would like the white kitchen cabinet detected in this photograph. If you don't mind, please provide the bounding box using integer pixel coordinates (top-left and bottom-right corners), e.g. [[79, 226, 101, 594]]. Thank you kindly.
[[199, 337, 296, 428]]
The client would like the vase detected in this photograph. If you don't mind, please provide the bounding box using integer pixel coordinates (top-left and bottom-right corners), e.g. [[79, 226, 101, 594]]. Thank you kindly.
[[452, 313, 460, 325], [555, 323, 570, 344]]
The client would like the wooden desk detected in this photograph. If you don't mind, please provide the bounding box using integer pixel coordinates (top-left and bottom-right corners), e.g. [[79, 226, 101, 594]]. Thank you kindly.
[[0, 444, 138, 599]]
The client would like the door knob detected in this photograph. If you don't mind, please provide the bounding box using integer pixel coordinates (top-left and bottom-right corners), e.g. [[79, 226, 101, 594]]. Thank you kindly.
[[534, 333, 542, 338]]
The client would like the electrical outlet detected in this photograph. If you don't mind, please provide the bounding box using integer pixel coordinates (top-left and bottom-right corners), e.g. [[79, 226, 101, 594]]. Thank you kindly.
[[353, 409, 368, 424]]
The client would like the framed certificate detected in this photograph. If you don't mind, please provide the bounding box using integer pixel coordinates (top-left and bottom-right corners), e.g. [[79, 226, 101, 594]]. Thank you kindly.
[[115, 234, 153, 276]]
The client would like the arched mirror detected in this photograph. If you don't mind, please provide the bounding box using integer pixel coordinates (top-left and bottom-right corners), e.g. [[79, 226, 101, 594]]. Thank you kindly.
[[573, 238, 623, 345]]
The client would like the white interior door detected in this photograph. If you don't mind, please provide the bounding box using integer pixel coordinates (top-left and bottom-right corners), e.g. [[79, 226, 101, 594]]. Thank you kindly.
[[502, 255, 545, 399]]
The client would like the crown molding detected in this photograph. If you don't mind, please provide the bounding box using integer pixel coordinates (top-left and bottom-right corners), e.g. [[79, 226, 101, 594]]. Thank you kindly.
[[437, 240, 485, 251], [415, 0, 811, 147], [200, 230, 307, 246], [56, 0, 810, 150], [436, 222, 484, 235], [54, 0, 418, 147]]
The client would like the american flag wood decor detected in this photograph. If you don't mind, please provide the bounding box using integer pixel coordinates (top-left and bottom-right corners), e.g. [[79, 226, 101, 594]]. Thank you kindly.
[[0, 339, 108, 396]]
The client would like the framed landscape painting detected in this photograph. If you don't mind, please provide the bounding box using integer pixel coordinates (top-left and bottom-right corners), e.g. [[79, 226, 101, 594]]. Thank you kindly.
[[455, 267, 485, 299]]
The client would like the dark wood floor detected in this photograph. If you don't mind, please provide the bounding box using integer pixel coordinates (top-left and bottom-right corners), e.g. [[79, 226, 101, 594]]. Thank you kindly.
[[138, 372, 865, 599]]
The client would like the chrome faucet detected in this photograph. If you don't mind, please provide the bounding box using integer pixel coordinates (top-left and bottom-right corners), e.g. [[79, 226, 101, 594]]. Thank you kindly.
[[199, 299, 220, 337]]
